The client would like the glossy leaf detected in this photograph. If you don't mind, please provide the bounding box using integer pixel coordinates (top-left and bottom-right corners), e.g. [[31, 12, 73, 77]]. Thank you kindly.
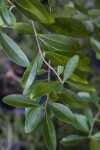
[[14, 0, 55, 24], [74, 114, 89, 133], [40, 17, 88, 38], [63, 55, 79, 82], [39, 34, 81, 52], [1, 0, 12, 27], [60, 135, 86, 146], [22, 58, 37, 89], [25, 107, 42, 133], [43, 112, 56, 150], [0, 31, 30, 67], [30, 81, 58, 99], [58, 88, 86, 109], [49, 102, 76, 124], [66, 80, 95, 91], [2, 94, 40, 108], [13, 22, 42, 35]]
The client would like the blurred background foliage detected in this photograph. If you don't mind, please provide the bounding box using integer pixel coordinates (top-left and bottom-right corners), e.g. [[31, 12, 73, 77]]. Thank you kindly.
[[0, 0, 100, 150]]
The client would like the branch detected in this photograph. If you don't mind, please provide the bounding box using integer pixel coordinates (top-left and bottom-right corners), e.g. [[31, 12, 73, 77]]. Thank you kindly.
[[32, 21, 63, 84], [88, 109, 100, 138]]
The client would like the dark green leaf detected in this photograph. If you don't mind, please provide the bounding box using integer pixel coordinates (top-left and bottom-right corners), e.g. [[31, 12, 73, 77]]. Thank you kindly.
[[49, 91, 59, 102], [37, 69, 47, 75], [93, 23, 100, 41], [88, 9, 100, 19], [63, 55, 79, 82], [49, 102, 76, 124], [40, 17, 88, 38], [2, 94, 40, 108], [60, 135, 86, 146], [43, 112, 56, 150], [14, 0, 55, 24], [66, 80, 95, 91], [30, 81, 59, 99], [22, 58, 37, 89], [25, 107, 42, 133], [39, 34, 81, 52], [58, 88, 86, 109], [0, 31, 30, 67]]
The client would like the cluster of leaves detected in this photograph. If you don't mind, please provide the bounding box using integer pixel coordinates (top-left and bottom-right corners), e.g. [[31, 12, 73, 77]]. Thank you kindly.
[[67, 0, 100, 60], [0, 0, 97, 150], [61, 91, 100, 150]]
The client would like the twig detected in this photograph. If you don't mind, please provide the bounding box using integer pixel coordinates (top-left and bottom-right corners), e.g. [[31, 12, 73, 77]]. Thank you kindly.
[[32, 21, 63, 84], [9, 5, 15, 11], [88, 109, 100, 138], [8, 0, 13, 5]]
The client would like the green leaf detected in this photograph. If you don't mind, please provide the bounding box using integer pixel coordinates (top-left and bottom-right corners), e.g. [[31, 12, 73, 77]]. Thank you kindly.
[[66, 80, 95, 91], [58, 88, 86, 109], [22, 58, 37, 89], [39, 34, 81, 52], [48, 0, 57, 7], [49, 102, 76, 124], [74, 114, 89, 133], [25, 107, 42, 133], [92, 132, 100, 141], [13, 22, 42, 35], [88, 9, 100, 19], [0, 31, 30, 67], [90, 37, 100, 54], [43, 112, 56, 150], [84, 107, 93, 125], [70, 68, 88, 84], [14, 0, 55, 24], [90, 139, 100, 150], [57, 66, 64, 75], [60, 135, 86, 146], [37, 69, 47, 75], [2, 94, 40, 108], [72, 0, 88, 15], [49, 91, 59, 102], [63, 55, 79, 82], [23, 79, 47, 97], [45, 51, 90, 72], [30, 81, 59, 99], [93, 23, 100, 41], [1, 0, 12, 27], [40, 17, 88, 38], [89, 91, 99, 108], [0, 11, 7, 27]]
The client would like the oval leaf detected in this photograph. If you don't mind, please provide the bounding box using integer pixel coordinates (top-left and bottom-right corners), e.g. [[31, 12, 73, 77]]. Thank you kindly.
[[49, 102, 76, 124], [22, 58, 37, 89], [30, 81, 58, 99], [25, 107, 42, 133], [14, 0, 55, 24], [0, 31, 30, 67], [63, 55, 79, 82], [2, 94, 40, 108], [60, 135, 86, 146], [43, 112, 56, 150]]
